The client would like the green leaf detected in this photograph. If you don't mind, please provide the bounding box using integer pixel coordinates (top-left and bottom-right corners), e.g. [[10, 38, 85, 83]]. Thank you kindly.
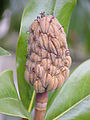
[[16, 0, 76, 110], [0, 98, 31, 119], [45, 59, 90, 120], [0, 47, 11, 56], [54, 0, 77, 34], [57, 95, 90, 120], [0, 70, 32, 120], [0, 70, 18, 99]]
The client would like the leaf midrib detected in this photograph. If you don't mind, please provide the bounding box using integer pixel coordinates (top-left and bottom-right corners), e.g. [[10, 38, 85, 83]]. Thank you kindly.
[[52, 95, 90, 120], [0, 97, 18, 101], [0, 97, 30, 119]]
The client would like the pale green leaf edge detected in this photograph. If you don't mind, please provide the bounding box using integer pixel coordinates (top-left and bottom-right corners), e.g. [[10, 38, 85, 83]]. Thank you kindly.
[[0, 47, 11, 56], [0, 69, 12, 76], [17, 0, 30, 41], [0, 69, 18, 98]]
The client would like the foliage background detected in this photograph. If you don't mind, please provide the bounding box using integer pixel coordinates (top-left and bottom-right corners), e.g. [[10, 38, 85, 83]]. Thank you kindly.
[[0, 0, 90, 120]]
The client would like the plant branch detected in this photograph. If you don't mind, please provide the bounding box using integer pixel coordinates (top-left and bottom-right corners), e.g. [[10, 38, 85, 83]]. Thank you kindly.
[[34, 92, 48, 120]]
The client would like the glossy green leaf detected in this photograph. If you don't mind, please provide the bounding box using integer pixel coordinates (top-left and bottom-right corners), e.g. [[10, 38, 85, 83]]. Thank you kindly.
[[0, 70, 18, 99], [16, 0, 76, 110], [53, 0, 77, 34], [0, 47, 11, 56], [45, 59, 90, 120], [57, 95, 90, 120], [0, 70, 32, 120]]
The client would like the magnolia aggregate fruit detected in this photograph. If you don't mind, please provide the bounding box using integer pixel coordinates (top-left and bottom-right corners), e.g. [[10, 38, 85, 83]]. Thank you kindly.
[[25, 13, 71, 93]]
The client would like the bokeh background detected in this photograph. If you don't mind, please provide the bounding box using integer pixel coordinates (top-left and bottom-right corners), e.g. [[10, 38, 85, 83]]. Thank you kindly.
[[0, 0, 90, 119]]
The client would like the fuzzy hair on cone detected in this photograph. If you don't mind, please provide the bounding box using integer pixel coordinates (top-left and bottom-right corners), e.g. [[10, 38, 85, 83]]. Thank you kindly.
[[25, 13, 71, 93]]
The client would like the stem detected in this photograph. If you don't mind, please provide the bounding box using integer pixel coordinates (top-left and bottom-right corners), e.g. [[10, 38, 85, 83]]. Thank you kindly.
[[34, 92, 48, 120]]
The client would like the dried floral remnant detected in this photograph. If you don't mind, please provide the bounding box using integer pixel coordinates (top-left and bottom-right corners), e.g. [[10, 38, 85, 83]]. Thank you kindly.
[[25, 14, 71, 93]]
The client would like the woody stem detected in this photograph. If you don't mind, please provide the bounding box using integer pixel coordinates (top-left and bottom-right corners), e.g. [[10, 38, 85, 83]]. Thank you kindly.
[[34, 92, 48, 120]]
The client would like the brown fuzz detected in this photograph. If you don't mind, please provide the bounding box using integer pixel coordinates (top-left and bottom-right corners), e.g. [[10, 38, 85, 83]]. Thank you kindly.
[[25, 15, 71, 93]]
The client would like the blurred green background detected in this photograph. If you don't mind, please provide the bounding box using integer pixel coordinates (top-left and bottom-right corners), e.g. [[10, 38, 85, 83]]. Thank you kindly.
[[0, 0, 90, 120]]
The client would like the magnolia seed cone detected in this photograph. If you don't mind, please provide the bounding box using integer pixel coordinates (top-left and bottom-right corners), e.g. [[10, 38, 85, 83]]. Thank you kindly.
[[25, 14, 71, 93]]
